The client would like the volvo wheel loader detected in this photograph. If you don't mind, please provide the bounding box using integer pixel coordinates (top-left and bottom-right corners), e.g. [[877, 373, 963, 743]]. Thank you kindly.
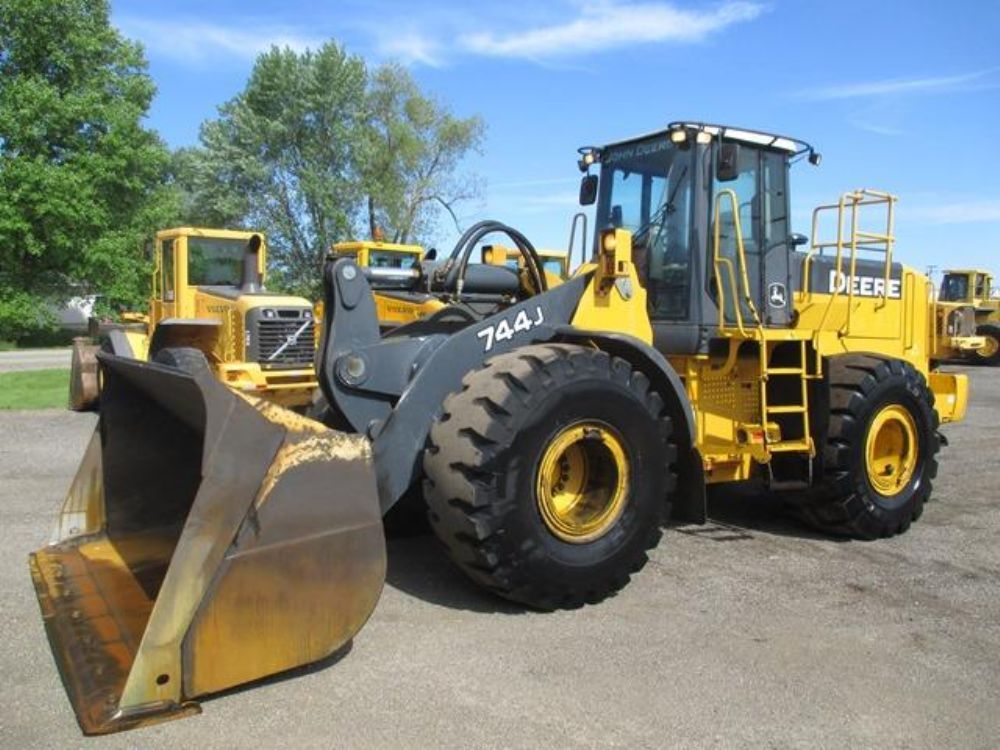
[[69, 227, 318, 411], [31, 122, 971, 735]]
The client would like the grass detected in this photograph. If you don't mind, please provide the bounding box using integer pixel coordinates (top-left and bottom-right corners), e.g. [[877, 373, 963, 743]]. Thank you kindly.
[[0, 369, 69, 410]]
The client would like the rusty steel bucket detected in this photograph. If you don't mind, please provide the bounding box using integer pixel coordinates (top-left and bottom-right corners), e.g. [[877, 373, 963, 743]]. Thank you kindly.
[[29, 354, 385, 734]]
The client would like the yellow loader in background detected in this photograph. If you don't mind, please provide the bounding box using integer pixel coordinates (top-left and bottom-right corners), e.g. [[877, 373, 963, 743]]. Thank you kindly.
[[326, 238, 571, 332], [69, 228, 318, 411], [936, 268, 1000, 364], [32, 122, 971, 735]]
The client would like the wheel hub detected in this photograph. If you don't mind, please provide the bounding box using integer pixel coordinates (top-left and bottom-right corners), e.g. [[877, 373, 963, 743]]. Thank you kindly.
[[535, 422, 629, 543], [865, 405, 918, 497], [977, 334, 999, 359]]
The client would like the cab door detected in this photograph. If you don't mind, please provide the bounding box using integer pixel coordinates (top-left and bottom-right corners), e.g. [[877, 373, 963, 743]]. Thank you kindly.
[[158, 238, 177, 320], [710, 143, 792, 328]]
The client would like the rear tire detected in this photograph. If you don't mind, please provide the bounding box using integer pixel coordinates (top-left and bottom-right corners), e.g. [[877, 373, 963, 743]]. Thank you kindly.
[[974, 324, 1000, 365], [152, 347, 211, 376], [422, 343, 677, 610], [797, 355, 938, 539]]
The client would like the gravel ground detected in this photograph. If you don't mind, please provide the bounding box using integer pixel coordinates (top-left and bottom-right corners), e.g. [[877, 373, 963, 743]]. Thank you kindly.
[[1, 365, 997, 749]]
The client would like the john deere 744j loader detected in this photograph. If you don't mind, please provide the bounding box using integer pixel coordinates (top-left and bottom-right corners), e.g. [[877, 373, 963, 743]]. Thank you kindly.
[[30, 122, 972, 734]]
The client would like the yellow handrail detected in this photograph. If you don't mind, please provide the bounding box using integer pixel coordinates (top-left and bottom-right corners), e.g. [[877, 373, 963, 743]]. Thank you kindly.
[[712, 189, 762, 336], [805, 189, 898, 336]]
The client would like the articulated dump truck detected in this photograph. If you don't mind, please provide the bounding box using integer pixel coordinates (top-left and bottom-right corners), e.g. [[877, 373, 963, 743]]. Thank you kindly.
[[30, 122, 972, 734]]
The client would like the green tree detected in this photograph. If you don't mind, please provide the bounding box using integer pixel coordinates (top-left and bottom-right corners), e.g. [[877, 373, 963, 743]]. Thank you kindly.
[[362, 64, 484, 244], [178, 49, 484, 297], [0, 0, 177, 339], [181, 43, 368, 296]]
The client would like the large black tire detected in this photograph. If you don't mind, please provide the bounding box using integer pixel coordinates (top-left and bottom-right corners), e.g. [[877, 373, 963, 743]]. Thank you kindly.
[[974, 323, 1000, 366], [422, 343, 677, 610], [797, 355, 939, 539], [152, 346, 211, 376]]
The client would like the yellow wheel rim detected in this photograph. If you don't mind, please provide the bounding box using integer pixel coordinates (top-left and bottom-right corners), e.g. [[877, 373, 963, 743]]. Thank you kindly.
[[535, 421, 630, 544], [864, 405, 919, 497], [977, 334, 999, 359]]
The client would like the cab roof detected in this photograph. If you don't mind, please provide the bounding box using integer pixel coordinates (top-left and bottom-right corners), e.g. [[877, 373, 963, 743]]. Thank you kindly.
[[604, 121, 808, 154]]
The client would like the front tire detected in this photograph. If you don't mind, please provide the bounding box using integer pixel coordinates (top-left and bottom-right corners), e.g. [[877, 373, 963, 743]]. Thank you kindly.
[[152, 346, 211, 376], [974, 324, 1000, 365], [422, 343, 677, 609], [797, 355, 939, 539]]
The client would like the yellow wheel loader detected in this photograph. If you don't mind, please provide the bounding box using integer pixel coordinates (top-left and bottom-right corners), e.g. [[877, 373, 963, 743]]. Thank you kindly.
[[32, 122, 971, 734], [69, 228, 318, 411], [937, 268, 1000, 364]]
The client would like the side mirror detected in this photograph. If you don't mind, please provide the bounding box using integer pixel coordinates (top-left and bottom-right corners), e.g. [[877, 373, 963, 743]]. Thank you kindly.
[[610, 205, 623, 229], [789, 233, 809, 247], [143, 240, 153, 260], [717, 142, 740, 182], [579, 174, 598, 206], [424, 248, 437, 261]]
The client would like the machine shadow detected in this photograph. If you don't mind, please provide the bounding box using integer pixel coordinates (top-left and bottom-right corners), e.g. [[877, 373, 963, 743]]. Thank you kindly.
[[383, 531, 529, 615], [381, 481, 845, 613], [673, 481, 848, 543]]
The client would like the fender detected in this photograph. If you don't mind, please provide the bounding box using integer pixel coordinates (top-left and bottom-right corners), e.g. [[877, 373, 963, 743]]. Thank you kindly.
[[552, 327, 706, 524], [149, 318, 221, 359]]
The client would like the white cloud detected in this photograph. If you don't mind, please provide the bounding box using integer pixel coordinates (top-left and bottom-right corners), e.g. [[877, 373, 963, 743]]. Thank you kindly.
[[907, 200, 1000, 225], [460, 1, 765, 59], [116, 17, 325, 63], [370, 30, 446, 67], [846, 118, 903, 137], [795, 68, 999, 101]]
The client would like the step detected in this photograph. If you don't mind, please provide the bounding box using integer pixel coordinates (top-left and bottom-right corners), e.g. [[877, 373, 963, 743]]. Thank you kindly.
[[767, 439, 813, 454], [766, 405, 808, 414], [765, 367, 807, 375]]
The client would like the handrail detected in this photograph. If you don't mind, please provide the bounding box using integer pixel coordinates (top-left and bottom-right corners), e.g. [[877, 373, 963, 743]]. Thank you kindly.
[[714, 255, 747, 336], [805, 189, 898, 336], [712, 189, 762, 336]]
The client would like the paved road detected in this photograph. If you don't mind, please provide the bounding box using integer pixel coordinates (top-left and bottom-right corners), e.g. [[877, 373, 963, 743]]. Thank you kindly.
[[0, 348, 72, 373], [1, 367, 998, 749]]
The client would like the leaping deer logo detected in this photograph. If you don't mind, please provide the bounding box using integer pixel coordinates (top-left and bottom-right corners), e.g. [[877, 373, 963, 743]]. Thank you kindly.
[[768, 282, 787, 308]]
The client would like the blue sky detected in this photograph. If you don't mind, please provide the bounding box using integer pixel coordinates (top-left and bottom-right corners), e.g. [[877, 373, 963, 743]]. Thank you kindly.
[[112, 0, 1000, 282]]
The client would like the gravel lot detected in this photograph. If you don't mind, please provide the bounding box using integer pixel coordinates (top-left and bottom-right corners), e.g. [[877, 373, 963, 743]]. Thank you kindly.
[[1, 365, 997, 749]]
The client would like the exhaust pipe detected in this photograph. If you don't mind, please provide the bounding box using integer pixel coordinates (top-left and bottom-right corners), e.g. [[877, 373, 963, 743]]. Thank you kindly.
[[241, 234, 264, 293], [29, 354, 385, 734]]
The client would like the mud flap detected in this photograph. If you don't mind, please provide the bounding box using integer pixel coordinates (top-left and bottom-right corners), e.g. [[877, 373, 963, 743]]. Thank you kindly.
[[29, 354, 385, 734]]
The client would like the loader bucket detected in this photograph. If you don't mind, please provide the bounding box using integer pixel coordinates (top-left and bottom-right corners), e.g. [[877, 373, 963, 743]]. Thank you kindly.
[[29, 354, 385, 735]]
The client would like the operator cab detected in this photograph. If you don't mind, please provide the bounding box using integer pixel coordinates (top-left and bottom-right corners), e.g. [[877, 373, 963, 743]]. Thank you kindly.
[[581, 122, 816, 354]]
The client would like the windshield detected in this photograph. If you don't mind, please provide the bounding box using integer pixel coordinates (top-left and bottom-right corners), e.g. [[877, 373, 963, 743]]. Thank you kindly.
[[369, 250, 420, 269], [595, 136, 694, 320], [188, 237, 251, 286], [940, 273, 969, 302], [544, 259, 565, 277]]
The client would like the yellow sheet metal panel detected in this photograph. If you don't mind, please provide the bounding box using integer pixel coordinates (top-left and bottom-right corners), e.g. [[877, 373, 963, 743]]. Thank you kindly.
[[929, 371, 969, 424]]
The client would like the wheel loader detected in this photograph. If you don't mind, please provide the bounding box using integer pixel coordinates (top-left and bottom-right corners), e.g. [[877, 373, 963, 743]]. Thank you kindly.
[[69, 227, 318, 411], [30, 121, 972, 735], [936, 268, 1000, 364]]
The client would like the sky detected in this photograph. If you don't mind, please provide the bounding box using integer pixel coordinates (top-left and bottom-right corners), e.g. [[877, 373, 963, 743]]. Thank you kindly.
[[111, 0, 1000, 282]]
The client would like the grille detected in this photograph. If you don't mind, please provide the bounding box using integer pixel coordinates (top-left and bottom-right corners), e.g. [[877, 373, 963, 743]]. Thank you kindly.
[[252, 314, 315, 368]]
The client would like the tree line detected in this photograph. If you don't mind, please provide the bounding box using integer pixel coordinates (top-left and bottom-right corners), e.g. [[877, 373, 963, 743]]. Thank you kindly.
[[0, 0, 484, 339]]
